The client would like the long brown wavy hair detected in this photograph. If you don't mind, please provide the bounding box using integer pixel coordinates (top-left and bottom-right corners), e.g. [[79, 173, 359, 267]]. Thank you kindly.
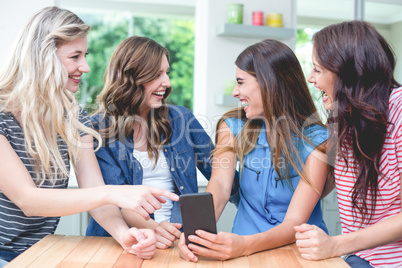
[[216, 39, 325, 192], [94, 36, 172, 161], [313, 21, 400, 224]]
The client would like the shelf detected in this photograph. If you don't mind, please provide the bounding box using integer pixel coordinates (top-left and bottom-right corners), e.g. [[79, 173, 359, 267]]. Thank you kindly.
[[215, 23, 294, 40], [214, 94, 240, 106]]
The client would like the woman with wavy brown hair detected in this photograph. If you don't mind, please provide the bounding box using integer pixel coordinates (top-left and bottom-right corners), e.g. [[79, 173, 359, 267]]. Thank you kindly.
[[86, 36, 214, 249], [295, 21, 402, 267], [179, 39, 329, 262]]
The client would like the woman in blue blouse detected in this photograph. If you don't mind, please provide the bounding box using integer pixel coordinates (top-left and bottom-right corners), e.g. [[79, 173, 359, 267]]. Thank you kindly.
[[86, 36, 214, 249], [179, 39, 329, 261]]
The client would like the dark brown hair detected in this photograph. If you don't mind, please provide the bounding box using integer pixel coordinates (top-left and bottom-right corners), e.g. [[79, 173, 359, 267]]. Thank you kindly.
[[313, 20, 400, 223], [216, 39, 325, 192], [94, 36, 172, 161]]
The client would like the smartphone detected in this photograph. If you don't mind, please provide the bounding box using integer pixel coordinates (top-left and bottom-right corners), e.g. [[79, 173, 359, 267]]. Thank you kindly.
[[179, 192, 217, 246]]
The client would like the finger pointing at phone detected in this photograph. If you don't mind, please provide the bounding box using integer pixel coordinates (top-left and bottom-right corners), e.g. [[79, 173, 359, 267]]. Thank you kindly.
[[109, 185, 179, 220]]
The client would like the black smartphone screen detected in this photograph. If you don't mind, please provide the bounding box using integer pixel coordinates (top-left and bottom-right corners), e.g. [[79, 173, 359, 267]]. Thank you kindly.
[[179, 192, 217, 246]]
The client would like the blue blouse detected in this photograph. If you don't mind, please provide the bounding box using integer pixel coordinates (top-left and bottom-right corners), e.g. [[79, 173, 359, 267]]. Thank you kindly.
[[225, 118, 328, 235]]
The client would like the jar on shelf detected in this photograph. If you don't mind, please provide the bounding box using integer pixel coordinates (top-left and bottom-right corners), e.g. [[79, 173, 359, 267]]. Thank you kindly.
[[252, 11, 264, 26], [266, 13, 283, 27], [228, 3, 244, 24]]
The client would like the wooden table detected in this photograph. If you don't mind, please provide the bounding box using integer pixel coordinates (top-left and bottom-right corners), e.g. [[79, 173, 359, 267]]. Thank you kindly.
[[7, 235, 348, 267]]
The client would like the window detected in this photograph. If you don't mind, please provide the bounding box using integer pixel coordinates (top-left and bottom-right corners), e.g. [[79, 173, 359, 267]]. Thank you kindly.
[[296, 0, 402, 120], [62, 9, 195, 111]]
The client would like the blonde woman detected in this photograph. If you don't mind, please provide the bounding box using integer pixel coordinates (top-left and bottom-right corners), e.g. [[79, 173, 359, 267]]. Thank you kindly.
[[0, 6, 177, 265]]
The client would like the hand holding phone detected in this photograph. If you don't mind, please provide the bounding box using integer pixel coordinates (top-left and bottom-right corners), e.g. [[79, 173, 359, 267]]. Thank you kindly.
[[179, 192, 217, 245]]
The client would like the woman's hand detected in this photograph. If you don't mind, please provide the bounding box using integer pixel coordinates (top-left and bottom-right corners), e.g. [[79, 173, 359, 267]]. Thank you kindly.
[[186, 230, 247, 261], [108, 185, 179, 220], [294, 224, 336, 260], [154, 221, 182, 249], [120, 228, 157, 259], [178, 232, 198, 262]]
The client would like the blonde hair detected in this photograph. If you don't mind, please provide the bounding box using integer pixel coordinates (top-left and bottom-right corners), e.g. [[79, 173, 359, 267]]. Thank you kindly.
[[0, 6, 100, 185]]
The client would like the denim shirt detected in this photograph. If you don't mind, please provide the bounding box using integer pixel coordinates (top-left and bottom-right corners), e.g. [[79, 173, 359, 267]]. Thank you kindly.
[[225, 118, 328, 236], [86, 105, 214, 236]]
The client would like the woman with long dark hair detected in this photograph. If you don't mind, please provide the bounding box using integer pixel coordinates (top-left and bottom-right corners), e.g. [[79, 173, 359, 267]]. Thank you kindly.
[[295, 20, 402, 267], [179, 39, 329, 261]]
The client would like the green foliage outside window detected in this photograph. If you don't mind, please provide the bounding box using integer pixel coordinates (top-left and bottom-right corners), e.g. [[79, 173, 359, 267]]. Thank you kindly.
[[76, 13, 195, 112]]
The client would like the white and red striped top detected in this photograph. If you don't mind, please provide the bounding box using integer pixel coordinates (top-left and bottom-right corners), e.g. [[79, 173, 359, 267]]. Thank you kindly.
[[335, 87, 402, 267]]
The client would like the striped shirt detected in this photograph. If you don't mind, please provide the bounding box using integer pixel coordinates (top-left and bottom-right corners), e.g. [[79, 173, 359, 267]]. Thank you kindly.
[[335, 87, 402, 267], [0, 108, 91, 254]]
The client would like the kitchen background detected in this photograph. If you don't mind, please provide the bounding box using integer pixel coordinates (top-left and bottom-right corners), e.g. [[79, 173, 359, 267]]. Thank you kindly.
[[1, 0, 401, 237]]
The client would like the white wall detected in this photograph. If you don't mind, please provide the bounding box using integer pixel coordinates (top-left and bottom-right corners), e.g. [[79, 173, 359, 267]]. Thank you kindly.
[[374, 23, 402, 83], [0, 0, 56, 69], [391, 21, 402, 82], [193, 0, 296, 137]]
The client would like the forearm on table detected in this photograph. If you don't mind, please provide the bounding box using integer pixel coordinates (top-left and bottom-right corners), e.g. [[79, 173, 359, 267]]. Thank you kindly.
[[330, 212, 402, 257], [90, 204, 130, 244], [242, 219, 300, 256], [122, 208, 158, 229]]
